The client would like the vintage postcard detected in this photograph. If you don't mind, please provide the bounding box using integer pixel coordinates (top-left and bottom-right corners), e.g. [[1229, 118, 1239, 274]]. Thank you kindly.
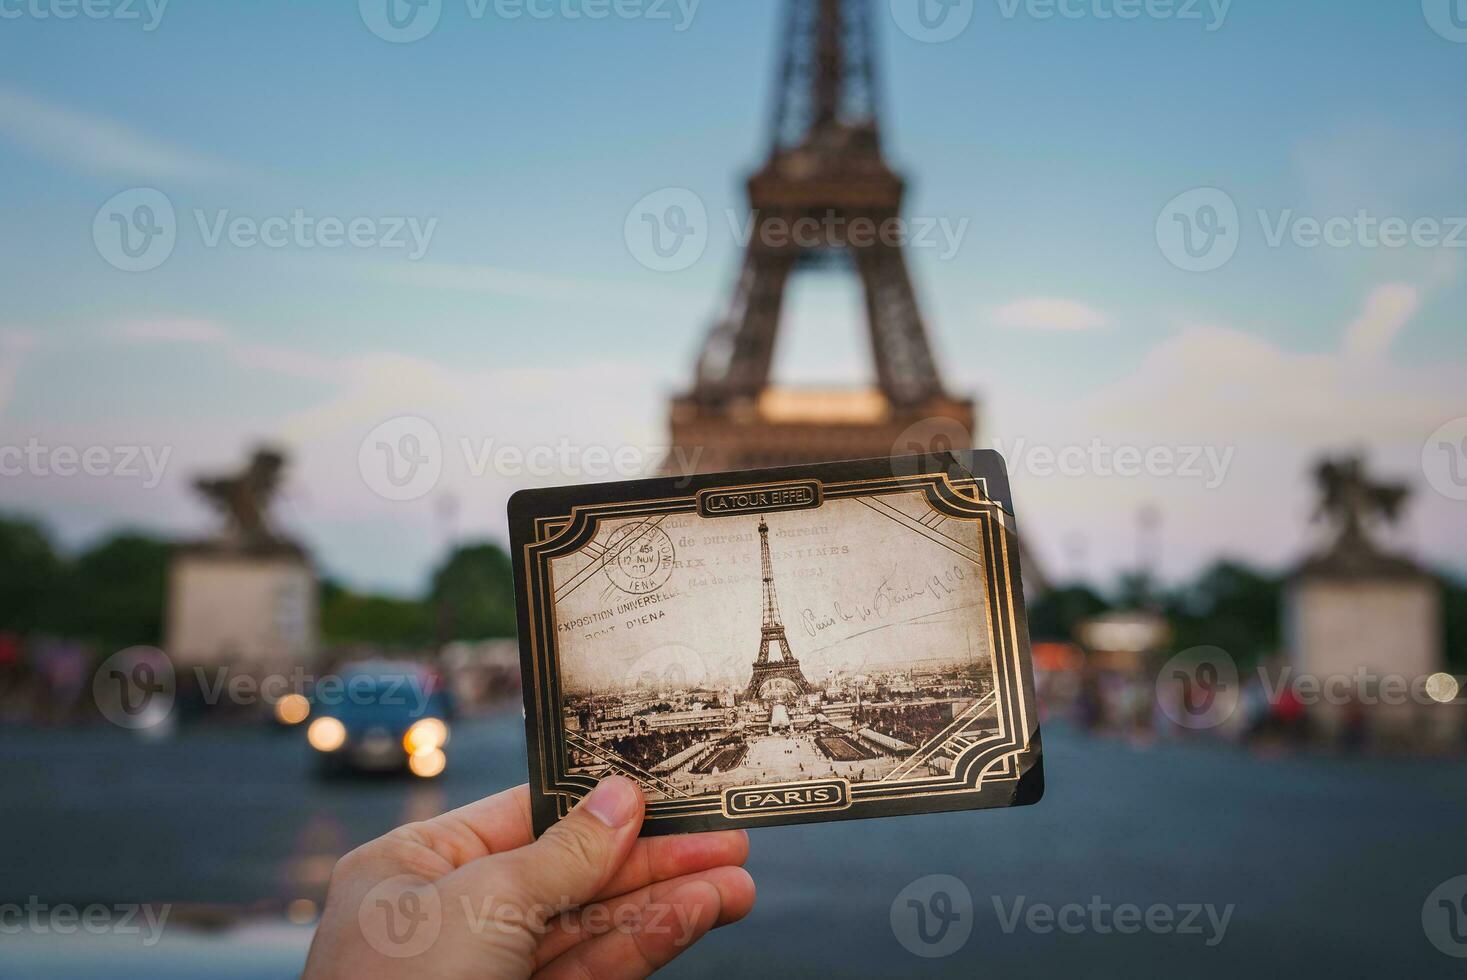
[[509, 451, 1043, 836]]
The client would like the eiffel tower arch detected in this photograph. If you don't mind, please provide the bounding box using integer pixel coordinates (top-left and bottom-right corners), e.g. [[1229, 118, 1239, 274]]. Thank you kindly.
[[667, 0, 1049, 595], [667, 0, 976, 473], [744, 519, 814, 703]]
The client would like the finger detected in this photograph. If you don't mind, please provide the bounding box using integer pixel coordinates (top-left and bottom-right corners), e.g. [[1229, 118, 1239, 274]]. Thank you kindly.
[[534, 865, 756, 969], [481, 776, 645, 916], [592, 830, 749, 904], [363, 784, 534, 876], [533, 877, 733, 980]]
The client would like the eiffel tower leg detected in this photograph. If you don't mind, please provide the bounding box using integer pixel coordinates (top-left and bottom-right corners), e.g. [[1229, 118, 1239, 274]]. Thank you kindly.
[[854, 240, 943, 408], [695, 247, 797, 402]]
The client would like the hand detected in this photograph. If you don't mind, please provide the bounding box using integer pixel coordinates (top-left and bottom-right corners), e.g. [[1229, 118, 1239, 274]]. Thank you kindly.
[[303, 776, 755, 980]]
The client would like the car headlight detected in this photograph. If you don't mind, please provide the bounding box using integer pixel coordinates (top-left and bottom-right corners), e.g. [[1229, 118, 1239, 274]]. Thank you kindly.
[[274, 693, 311, 726], [403, 718, 449, 755], [408, 748, 446, 778], [307, 716, 347, 752]]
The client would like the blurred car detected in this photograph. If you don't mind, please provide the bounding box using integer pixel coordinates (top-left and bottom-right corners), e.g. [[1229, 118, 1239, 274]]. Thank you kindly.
[[305, 664, 453, 778]]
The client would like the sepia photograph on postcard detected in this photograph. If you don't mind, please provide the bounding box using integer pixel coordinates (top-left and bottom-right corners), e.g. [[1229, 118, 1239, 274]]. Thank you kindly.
[[511, 453, 1043, 835]]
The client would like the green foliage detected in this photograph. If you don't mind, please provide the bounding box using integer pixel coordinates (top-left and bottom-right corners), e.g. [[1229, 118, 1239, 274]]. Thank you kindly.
[[1443, 574, 1467, 671], [1162, 560, 1283, 668], [0, 516, 170, 648], [319, 578, 435, 646], [1027, 584, 1111, 642], [69, 533, 172, 650], [0, 515, 68, 633], [429, 542, 517, 640]]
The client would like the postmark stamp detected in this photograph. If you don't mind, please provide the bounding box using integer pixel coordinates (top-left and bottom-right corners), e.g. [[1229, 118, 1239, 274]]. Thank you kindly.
[[603, 522, 677, 596]]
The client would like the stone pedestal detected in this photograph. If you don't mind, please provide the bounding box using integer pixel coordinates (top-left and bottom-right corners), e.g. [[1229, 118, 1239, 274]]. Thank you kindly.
[[1284, 554, 1442, 740], [166, 545, 317, 671], [1286, 576, 1441, 685]]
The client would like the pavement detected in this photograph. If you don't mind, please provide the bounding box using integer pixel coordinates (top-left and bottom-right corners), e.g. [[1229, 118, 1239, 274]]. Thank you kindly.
[[2, 710, 1465, 978]]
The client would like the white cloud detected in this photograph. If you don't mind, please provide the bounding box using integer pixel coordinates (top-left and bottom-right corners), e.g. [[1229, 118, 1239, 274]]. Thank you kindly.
[[0, 85, 236, 182], [988, 298, 1110, 332], [1342, 282, 1419, 361], [975, 280, 1463, 584], [113, 318, 233, 345], [0, 330, 41, 414], [109, 317, 336, 381]]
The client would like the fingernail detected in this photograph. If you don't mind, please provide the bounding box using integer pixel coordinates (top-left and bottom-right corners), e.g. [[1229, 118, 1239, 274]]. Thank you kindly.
[[584, 776, 639, 828]]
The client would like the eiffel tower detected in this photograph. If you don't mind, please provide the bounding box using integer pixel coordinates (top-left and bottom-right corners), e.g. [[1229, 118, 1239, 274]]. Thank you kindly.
[[668, 0, 976, 473], [744, 519, 813, 702]]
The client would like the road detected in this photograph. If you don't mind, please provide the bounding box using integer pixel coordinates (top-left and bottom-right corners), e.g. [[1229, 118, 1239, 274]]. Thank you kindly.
[[2, 711, 1464, 978]]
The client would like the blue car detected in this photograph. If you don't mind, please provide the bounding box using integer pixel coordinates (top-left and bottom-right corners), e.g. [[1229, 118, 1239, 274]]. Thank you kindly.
[[306, 666, 453, 778]]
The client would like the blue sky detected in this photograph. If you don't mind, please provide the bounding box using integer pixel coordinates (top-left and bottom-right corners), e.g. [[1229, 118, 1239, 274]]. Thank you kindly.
[[2, 0, 1465, 593]]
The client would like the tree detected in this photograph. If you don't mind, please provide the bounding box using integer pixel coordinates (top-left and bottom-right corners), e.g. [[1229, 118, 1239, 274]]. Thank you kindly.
[[1442, 574, 1467, 671], [0, 515, 67, 633], [69, 533, 172, 651], [1026, 583, 1110, 642], [1164, 560, 1281, 667], [319, 578, 434, 647], [430, 542, 517, 640]]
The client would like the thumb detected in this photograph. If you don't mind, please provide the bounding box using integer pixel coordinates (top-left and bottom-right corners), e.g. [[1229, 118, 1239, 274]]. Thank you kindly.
[[500, 776, 645, 916]]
